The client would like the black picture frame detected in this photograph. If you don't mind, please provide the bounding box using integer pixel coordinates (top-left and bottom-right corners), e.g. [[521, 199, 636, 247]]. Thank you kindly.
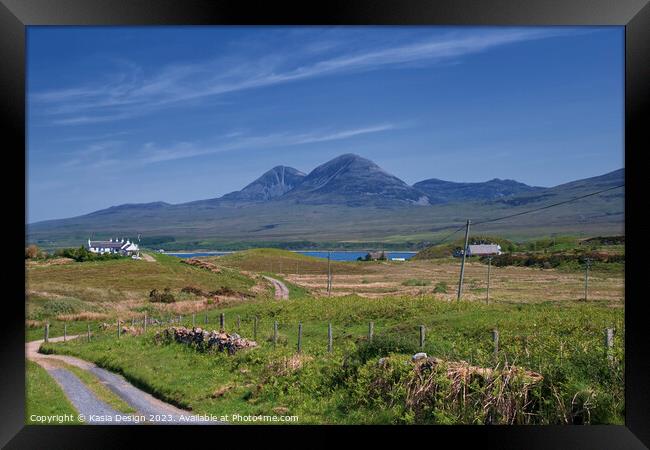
[[2, 0, 648, 448]]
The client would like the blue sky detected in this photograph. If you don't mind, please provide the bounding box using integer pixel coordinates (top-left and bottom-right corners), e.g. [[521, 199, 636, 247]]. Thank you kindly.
[[27, 26, 624, 223]]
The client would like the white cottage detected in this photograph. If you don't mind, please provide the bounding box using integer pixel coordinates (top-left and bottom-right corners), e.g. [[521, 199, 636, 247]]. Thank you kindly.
[[87, 238, 139, 255]]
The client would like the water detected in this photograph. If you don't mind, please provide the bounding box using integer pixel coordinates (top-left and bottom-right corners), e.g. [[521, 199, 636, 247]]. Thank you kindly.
[[166, 250, 416, 261], [297, 251, 416, 261]]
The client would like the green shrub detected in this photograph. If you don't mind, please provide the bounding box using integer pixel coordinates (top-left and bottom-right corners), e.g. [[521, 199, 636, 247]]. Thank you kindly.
[[343, 335, 421, 376], [488, 251, 624, 270], [149, 288, 176, 303], [433, 281, 449, 293], [28, 298, 87, 320], [402, 279, 430, 287], [25, 245, 46, 259], [54, 246, 124, 262]]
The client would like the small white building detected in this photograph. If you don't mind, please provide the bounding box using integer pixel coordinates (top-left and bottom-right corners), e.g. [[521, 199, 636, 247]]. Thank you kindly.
[[87, 238, 139, 255], [466, 244, 502, 256]]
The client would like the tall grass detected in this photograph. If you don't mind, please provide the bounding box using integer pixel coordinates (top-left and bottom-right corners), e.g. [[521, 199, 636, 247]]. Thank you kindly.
[[40, 295, 624, 425]]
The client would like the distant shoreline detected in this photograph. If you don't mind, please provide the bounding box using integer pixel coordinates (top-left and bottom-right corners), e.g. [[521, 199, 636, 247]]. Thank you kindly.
[[162, 250, 418, 255], [162, 251, 233, 255]]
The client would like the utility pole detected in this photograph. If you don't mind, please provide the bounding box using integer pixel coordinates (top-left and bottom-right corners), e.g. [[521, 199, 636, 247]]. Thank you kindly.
[[327, 251, 332, 296], [584, 257, 592, 301], [457, 219, 471, 301], [486, 256, 492, 305]]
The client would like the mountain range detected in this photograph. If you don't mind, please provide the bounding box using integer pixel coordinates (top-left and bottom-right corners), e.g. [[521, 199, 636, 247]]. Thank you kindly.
[[28, 154, 624, 248], [184, 153, 549, 208]]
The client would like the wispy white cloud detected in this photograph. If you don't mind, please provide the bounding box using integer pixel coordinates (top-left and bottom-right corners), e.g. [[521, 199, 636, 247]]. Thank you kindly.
[[54, 122, 400, 168], [31, 28, 582, 125], [58, 140, 125, 169], [137, 123, 400, 164], [55, 130, 133, 143]]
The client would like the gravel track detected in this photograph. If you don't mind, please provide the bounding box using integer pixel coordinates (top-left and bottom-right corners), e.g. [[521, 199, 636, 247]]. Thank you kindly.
[[47, 368, 124, 424], [27, 336, 222, 424], [263, 276, 290, 299]]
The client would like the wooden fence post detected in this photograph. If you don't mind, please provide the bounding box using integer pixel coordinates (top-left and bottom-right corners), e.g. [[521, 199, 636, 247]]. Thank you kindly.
[[486, 256, 492, 305], [328, 323, 333, 353], [254, 316, 258, 341], [144, 314, 147, 334], [87, 324, 91, 342], [492, 329, 499, 362], [192, 314, 196, 328], [44, 323, 49, 343], [117, 320, 121, 339], [63, 323, 67, 342], [205, 312, 208, 325], [273, 321, 278, 346], [605, 328, 614, 362], [220, 313, 225, 331], [419, 325, 425, 349], [297, 322, 303, 353], [368, 322, 374, 343], [237, 315, 241, 330]]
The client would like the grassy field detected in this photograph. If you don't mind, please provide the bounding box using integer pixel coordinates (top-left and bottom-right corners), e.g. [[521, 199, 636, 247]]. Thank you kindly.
[[212, 248, 369, 274], [27, 252, 256, 305], [40, 294, 623, 425], [198, 247, 624, 303], [25, 360, 81, 424], [25, 252, 267, 341], [28, 246, 625, 425], [273, 259, 623, 303]]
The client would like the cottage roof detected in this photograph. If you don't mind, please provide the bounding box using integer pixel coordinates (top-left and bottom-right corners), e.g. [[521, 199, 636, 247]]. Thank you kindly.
[[467, 244, 501, 255], [89, 241, 127, 249]]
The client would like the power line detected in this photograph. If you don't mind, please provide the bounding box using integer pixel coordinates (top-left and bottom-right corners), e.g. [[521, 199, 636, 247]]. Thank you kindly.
[[425, 183, 624, 246], [452, 184, 622, 302], [472, 184, 624, 227], [428, 225, 466, 246]]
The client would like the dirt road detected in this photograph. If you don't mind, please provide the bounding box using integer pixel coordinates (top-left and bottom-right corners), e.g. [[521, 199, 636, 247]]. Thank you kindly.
[[140, 252, 156, 262], [26, 336, 222, 424], [263, 276, 289, 299]]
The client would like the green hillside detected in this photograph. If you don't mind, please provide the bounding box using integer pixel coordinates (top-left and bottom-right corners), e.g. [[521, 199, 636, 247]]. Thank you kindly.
[[27, 168, 624, 250]]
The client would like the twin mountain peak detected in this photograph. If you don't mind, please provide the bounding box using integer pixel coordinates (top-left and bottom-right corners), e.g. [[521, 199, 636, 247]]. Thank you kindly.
[[198, 153, 621, 208], [48, 153, 624, 221]]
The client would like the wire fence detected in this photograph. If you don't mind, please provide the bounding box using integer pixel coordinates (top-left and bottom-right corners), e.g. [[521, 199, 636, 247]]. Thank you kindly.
[[40, 312, 624, 374]]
